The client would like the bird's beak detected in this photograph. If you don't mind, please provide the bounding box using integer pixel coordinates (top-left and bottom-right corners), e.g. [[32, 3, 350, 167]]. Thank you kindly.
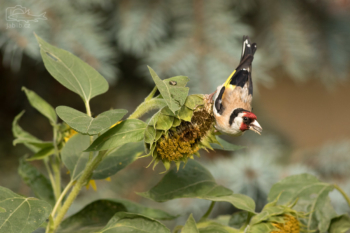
[[249, 120, 262, 135]]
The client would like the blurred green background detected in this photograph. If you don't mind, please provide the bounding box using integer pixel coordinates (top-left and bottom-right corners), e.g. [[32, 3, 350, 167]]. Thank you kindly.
[[1, 0, 350, 227]]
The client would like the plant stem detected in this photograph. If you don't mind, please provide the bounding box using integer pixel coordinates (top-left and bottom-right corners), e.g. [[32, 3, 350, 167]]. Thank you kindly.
[[44, 159, 56, 197], [51, 180, 74, 218], [334, 184, 350, 208], [199, 201, 216, 222], [85, 101, 94, 160], [128, 98, 167, 119], [49, 151, 107, 233], [52, 125, 61, 207], [145, 86, 158, 101]]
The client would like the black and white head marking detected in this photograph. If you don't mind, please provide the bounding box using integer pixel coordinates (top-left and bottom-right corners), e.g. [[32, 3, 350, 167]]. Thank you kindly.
[[229, 108, 250, 125]]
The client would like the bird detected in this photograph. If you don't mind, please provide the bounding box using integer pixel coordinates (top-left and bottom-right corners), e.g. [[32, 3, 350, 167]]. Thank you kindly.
[[211, 36, 262, 136]]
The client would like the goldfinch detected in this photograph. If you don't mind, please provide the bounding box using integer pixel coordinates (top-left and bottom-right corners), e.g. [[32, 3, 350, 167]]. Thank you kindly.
[[211, 36, 262, 136]]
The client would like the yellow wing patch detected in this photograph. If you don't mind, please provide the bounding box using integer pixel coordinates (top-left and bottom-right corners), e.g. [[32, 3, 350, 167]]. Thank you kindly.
[[222, 70, 237, 100], [224, 70, 236, 88]]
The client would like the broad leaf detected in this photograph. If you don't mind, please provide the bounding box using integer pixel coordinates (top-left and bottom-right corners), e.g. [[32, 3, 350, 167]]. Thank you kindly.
[[58, 200, 127, 233], [0, 186, 51, 233], [22, 87, 57, 124], [86, 119, 147, 152], [96, 212, 170, 233], [18, 158, 55, 206], [61, 134, 91, 180], [35, 34, 108, 103], [12, 111, 52, 152], [197, 221, 241, 233], [182, 214, 199, 233], [229, 212, 249, 229], [211, 137, 245, 152], [106, 199, 177, 220], [185, 95, 204, 110], [26, 145, 54, 161], [329, 214, 350, 233], [204, 194, 255, 213], [148, 67, 189, 113], [268, 173, 337, 232], [138, 160, 232, 201], [92, 141, 144, 179], [56, 106, 127, 135]]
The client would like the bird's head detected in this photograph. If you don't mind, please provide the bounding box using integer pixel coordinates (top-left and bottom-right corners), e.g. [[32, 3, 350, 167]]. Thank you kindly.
[[240, 112, 262, 134], [229, 109, 262, 135]]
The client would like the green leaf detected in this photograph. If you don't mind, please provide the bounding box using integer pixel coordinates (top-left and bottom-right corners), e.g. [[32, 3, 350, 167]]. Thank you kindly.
[[12, 111, 52, 152], [35, 34, 108, 103], [96, 212, 170, 233], [246, 222, 277, 233], [211, 137, 245, 151], [18, 158, 55, 206], [329, 214, 350, 233], [176, 106, 193, 122], [26, 145, 54, 161], [85, 119, 147, 152], [185, 94, 205, 110], [182, 214, 199, 233], [138, 160, 232, 201], [0, 186, 51, 233], [204, 194, 255, 213], [148, 67, 189, 114], [106, 199, 177, 220], [268, 173, 337, 232], [22, 87, 57, 124], [61, 134, 91, 180], [197, 221, 241, 233], [229, 212, 249, 229], [144, 126, 156, 144], [92, 141, 144, 179], [58, 200, 127, 233], [56, 106, 127, 135]]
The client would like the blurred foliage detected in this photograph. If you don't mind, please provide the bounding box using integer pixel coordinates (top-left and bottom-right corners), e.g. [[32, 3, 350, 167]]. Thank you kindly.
[[1, 0, 349, 91]]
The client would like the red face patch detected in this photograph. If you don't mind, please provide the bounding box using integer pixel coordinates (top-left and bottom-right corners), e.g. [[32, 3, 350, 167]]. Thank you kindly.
[[243, 112, 257, 120], [239, 112, 257, 131]]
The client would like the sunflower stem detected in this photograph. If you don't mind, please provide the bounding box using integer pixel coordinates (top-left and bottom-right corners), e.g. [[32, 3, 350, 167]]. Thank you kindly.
[[200, 201, 216, 221], [334, 184, 350, 209], [48, 150, 107, 233]]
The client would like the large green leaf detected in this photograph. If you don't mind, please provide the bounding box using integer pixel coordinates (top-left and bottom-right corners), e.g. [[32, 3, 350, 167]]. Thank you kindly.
[[106, 199, 177, 220], [329, 214, 350, 233], [197, 221, 241, 233], [18, 158, 55, 206], [12, 111, 52, 152], [56, 106, 127, 135], [138, 160, 232, 201], [96, 212, 170, 233], [35, 34, 108, 103], [182, 214, 199, 233], [61, 134, 91, 180], [139, 160, 255, 212], [85, 119, 147, 152], [0, 186, 51, 233], [22, 87, 57, 124], [58, 200, 127, 233], [210, 137, 245, 152], [204, 194, 255, 213], [148, 67, 189, 114], [268, 173, 337, 232], [58, 198, 177, 233], [92, 141, 144, 179]]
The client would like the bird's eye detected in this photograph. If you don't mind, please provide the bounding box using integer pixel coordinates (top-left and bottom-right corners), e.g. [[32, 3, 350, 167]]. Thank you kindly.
[[243, 117, 249, 123]]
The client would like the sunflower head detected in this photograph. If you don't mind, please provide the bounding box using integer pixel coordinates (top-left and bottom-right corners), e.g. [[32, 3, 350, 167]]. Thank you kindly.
[[144, 94, 219, 171], [247, 197, 309, 233]]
